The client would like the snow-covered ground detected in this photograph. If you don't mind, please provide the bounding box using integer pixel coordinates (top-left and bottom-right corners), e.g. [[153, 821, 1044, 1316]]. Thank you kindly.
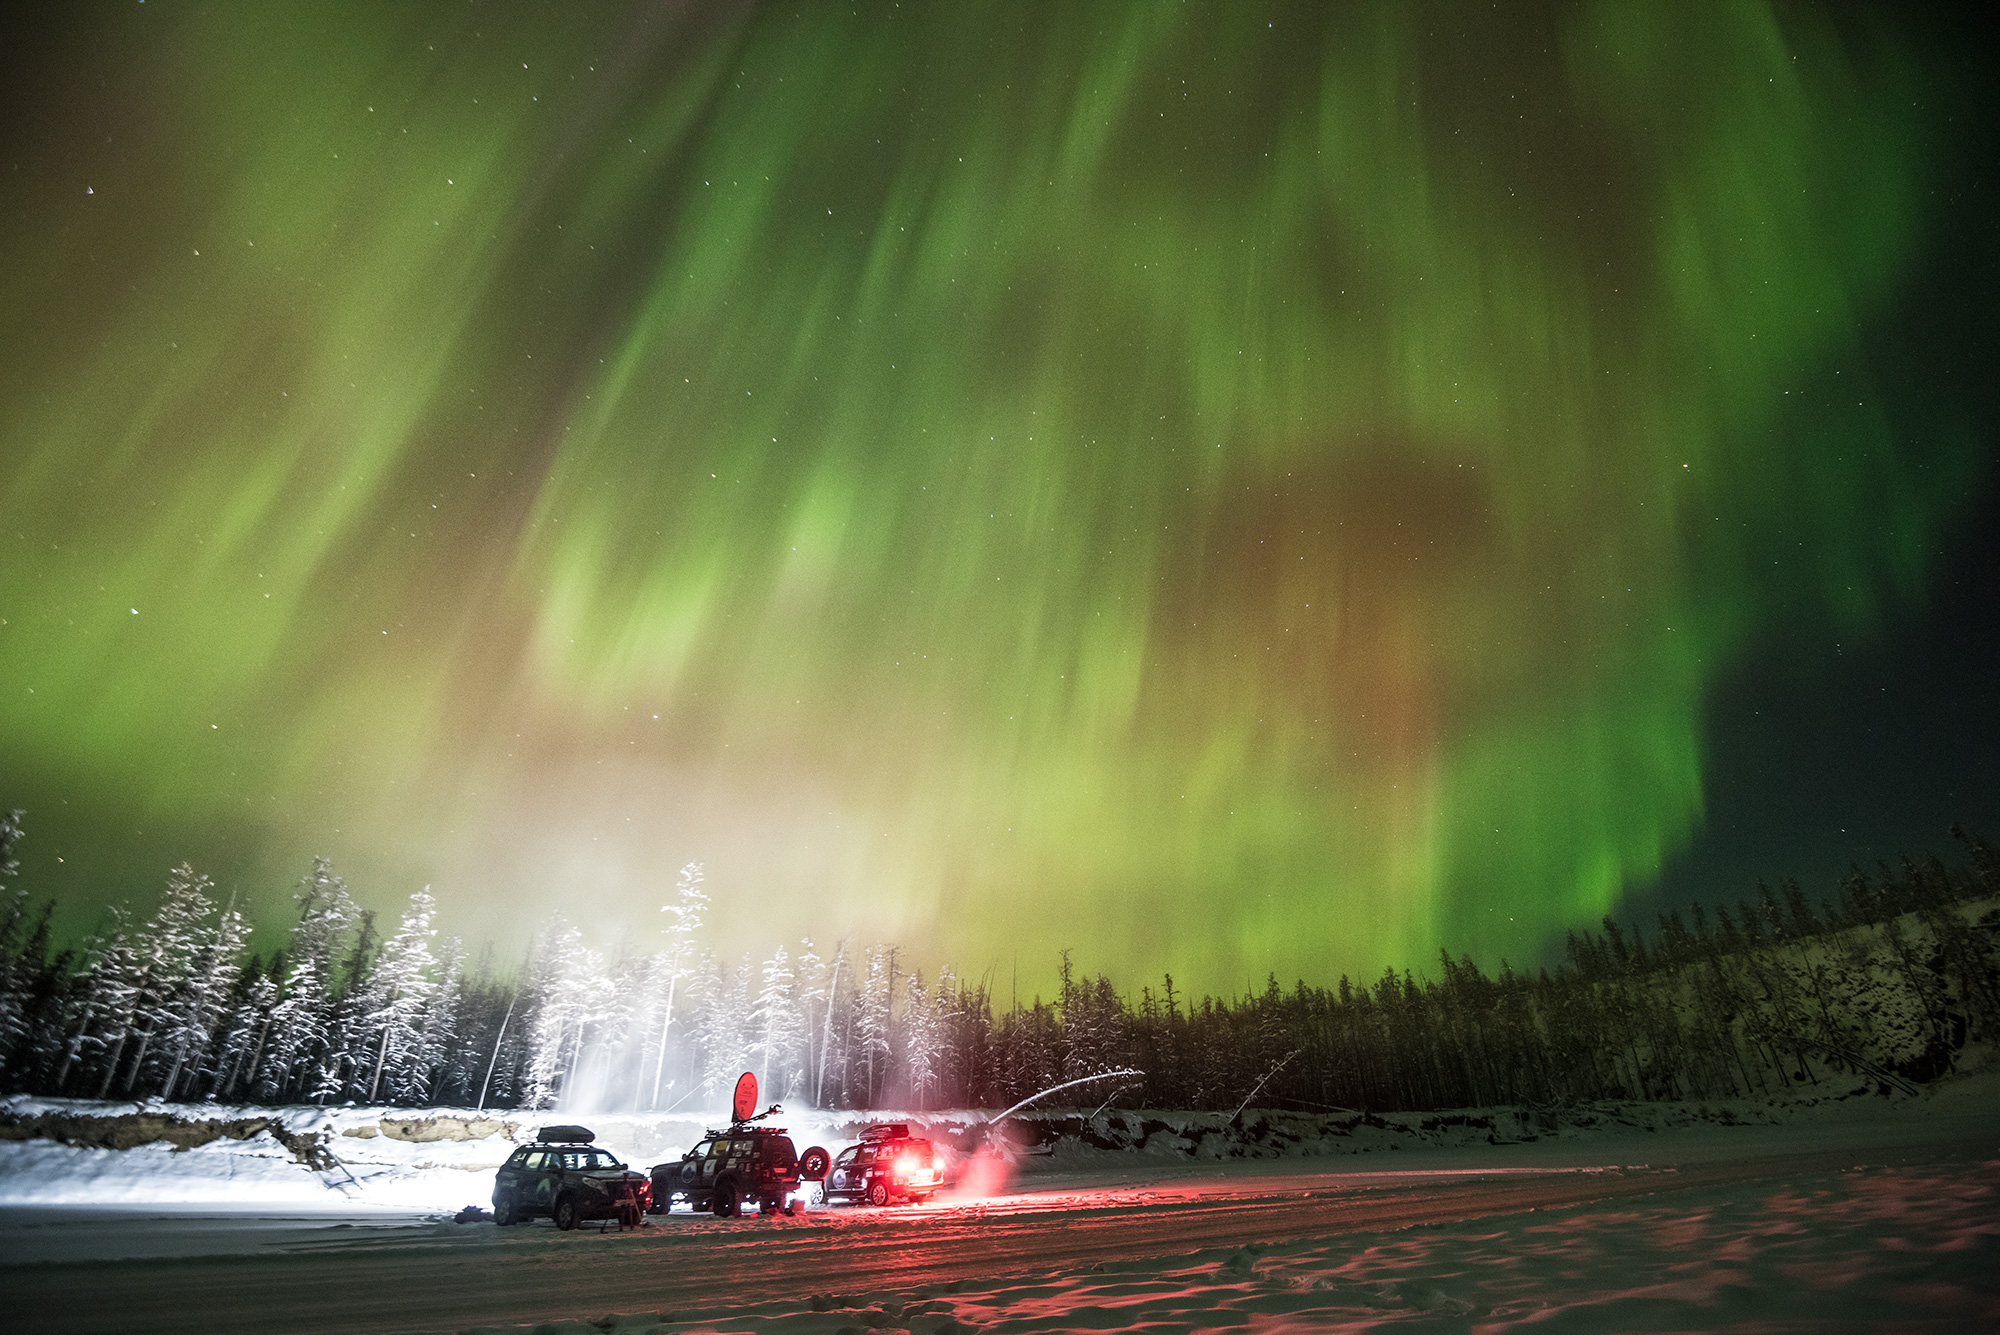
[[2, 1075, 1996, 1332], [615, 1162, 1999, 1334]]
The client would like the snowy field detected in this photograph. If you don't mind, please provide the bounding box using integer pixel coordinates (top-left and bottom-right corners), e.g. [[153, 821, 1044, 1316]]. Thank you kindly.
[[2, 1074, 1997, 1333]]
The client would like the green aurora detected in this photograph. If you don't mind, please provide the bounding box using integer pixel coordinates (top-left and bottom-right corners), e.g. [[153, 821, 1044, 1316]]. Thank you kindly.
[[0, 2, 1988, 993]]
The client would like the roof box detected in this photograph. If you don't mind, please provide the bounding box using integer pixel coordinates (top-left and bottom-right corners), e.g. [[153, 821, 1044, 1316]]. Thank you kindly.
[[860, 1122, 910, 1141], [538, 1124, 595, 1144]]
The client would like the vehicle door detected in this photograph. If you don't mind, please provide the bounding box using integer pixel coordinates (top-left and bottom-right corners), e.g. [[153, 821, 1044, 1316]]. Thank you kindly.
[[496, 1147, 530, 1201], [696, 1137, 729, 1189], [724, 1136, 754, 1183], [559, 1149, 603, 1205], [857, 1143, 885, 1191], [526, 1150, 559, 1210], [830, 1146, 860, 1195]]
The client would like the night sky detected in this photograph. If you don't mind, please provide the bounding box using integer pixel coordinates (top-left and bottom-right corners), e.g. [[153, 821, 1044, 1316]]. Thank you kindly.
[[1, 2, 1993, 996]]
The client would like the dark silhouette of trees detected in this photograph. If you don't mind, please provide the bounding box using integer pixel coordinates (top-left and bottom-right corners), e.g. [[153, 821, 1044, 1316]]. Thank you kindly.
[[0, 811, 1995, 1114]]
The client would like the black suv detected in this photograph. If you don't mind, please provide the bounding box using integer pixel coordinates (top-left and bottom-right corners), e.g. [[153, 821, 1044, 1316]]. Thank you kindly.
[[823, 1123, 943, 1206], [651, 1124, 829, 1217], [493, 1125, 649, 1229]]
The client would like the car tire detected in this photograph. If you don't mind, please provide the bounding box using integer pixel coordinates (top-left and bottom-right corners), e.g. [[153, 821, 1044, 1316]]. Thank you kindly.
[[867, 1180, 889, 1208], [798, 1146, 831, 1182], [493, 1193, 516, 1226], [712, 1175, 742, 1218], [554, 1194, 581, 1231]]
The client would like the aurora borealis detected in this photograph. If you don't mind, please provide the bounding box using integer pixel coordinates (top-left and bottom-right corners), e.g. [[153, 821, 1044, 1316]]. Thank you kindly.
[[1, 2, 1992, 993]]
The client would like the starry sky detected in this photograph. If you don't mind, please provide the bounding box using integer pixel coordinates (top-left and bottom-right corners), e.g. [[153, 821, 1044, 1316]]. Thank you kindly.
[[1, 2, 1993, 995]]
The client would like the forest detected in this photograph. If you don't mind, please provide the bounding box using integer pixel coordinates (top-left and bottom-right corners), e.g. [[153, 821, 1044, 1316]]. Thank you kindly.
[[0, 810, 1996, 1117]]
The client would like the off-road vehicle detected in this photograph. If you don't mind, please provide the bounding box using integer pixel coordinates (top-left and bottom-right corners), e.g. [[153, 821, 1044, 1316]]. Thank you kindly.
[[823, 1122, 943, 1206], [649, 1072, 830, 1217], [492, 1125, 649, 1229]]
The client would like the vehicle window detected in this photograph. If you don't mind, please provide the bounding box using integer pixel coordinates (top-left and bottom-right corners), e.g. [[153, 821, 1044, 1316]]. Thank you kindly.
[[704, 1139, 728, 1160], [506, 1149, 531, 1168], [835, 1147, 858, 1167], [560, 1150, 615, 1170]]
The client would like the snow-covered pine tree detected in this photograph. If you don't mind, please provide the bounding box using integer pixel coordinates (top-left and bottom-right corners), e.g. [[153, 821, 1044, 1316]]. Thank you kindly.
[[255, 859, 357, 1102], [690, 950, 753, 1109], [156, 884, 251, 1101], [414, 935, 465, 1103], [999, 998, 1061, 1104], [209, 961, 280, 1103], [750, 944, 797, 1103], [313, 906, 378, 1103], [519, 918, 617, 1109], [855, 945, 896, 1108], [1061, 968, 1128, 1081], [792, 938, 823, 1104], [360, 888, 439, 1103], [647, 861, 707, 1109], [902, 970, 940, 1110], [519, 921, 578, 1109], [937, 971, 993, 1108], [570, 942, 639, 1108], [55, 907, 133, 1094], [0, 809, 31, 1073], [813, 940, 848, 1106], [562, 942, 616, 1103], [116, 863, 219, 1097], [476, 939, 545, 1110]]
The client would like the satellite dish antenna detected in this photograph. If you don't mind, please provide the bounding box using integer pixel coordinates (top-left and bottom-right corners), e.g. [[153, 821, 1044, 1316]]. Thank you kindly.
[[731, 1071, 758, 1123]]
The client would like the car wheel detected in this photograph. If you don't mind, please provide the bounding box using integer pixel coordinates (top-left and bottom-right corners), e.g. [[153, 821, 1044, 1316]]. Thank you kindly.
[[798, 1146, 831, 1182], [866, 1180, 889, 1208], [712, 1175, 742, 1218], [554, 1194, 581, 1231], [493, 1193, 516, 1226]]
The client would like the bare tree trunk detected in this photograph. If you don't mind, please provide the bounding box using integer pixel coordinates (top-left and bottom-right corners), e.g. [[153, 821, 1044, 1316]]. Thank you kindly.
[[477, 992, 517, 1111], [369, 984, 401, 1102], [816, 950, 842, 1107], [649, 962, 681, 1110]]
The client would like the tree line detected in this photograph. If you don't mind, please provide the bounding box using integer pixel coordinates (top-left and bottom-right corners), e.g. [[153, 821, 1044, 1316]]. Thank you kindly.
[[0, 809, 1995, 1115]]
